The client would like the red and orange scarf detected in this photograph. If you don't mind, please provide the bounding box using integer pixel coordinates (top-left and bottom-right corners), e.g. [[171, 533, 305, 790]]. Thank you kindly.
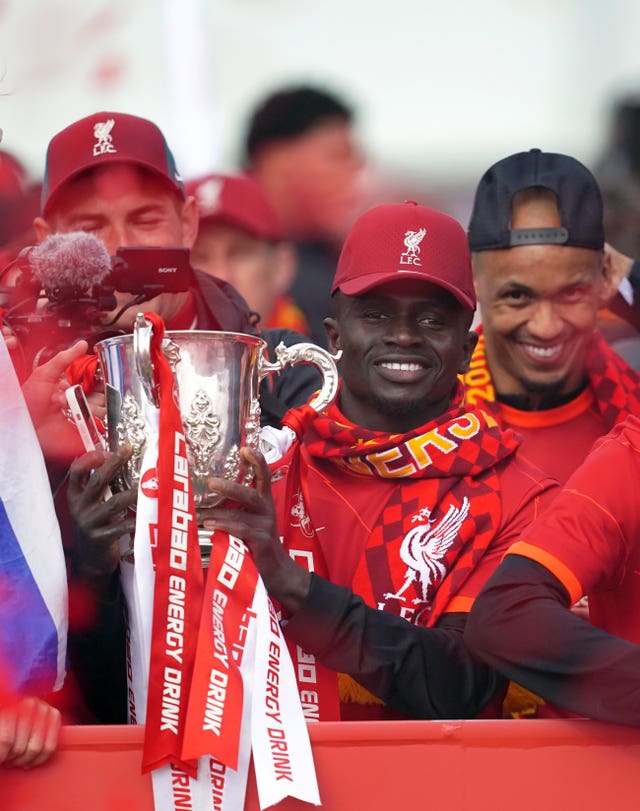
[[271, 386, 522, 715], [462, 328, 640, 428], [275, 384, 521, 630]]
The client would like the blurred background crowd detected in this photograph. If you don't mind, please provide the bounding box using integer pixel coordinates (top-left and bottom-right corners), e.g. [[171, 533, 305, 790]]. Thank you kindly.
[[2, 0, 640, 346]]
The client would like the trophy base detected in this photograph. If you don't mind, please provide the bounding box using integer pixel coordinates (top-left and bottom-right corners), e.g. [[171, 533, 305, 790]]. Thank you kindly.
[[198, 527, 213, 568]]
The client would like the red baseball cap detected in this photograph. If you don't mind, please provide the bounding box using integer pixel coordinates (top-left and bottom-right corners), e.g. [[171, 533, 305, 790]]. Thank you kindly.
[[186, 172, 284, 243], [332, 201, 476, 310], [41, 111, 185, 216]]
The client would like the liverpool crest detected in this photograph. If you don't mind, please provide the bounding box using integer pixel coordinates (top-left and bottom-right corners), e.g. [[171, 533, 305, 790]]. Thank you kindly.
[[400, 228, 427, 266]]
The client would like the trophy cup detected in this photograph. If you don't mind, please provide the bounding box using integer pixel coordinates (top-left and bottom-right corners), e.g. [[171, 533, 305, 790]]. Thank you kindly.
[[94, 314, 340, 562]]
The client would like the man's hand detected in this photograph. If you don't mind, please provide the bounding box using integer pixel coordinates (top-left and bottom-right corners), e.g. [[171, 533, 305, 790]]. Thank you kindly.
[[602, 242, 634, 305], [67, 445, 137, 590], [21, 340, 89, 428], [202, 447, 311, 614], [0, 697, 61, 769]]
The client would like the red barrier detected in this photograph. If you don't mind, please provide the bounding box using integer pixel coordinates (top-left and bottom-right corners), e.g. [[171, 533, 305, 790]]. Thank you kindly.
[[3, 720, 640, 810]]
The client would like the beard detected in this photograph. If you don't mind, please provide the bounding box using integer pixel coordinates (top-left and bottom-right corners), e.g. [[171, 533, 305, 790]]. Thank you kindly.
[[367, 382, 456, 427], [368, 391, 425, 419], [518, 371, 570, 397]]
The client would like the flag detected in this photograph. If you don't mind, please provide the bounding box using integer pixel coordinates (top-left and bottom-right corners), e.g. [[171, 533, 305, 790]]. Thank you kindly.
[[0, 337, 68, 695]]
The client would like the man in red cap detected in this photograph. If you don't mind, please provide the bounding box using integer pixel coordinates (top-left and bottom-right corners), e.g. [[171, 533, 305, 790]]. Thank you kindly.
[[20, 112, 320, 424], [186, 172, 309, 334], [17, 111, 322, 725], [187, 200, 559, 721]]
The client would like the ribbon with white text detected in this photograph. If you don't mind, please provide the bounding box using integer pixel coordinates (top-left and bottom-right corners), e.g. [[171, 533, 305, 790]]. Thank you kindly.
[[142, 314, 204, 776], [251, 577, 320, 807], [182, 530, 257, 767], [120, 314, 318, 808]]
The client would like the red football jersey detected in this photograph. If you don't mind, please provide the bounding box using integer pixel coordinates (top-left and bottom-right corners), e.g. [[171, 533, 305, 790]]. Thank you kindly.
[[508, 414, 640, 642], [488, 389, 609, 485]]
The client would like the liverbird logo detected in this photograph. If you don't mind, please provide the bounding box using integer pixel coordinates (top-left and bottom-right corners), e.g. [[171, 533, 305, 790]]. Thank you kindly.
[[195, 177, 224, 214], [93, 119, 116, 157], [400, 227, 427, 266], [384, 497, 470, 608], [290, 489, 314, 538]]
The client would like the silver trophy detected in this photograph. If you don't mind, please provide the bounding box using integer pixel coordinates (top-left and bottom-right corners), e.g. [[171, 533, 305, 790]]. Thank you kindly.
[[94, 315, 340, 561]]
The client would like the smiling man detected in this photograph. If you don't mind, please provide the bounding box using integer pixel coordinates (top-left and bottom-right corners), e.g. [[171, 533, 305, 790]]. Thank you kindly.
[[72, 202, 558, 722], [182, 201, 558, 722], [464, 149, 640, 484]]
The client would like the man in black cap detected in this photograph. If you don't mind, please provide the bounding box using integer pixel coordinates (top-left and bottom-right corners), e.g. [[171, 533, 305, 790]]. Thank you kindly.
[[463, 148, 640, 487]]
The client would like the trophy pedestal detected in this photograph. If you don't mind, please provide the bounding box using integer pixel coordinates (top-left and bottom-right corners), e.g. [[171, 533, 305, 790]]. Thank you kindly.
[[198, 528, 213, 568]]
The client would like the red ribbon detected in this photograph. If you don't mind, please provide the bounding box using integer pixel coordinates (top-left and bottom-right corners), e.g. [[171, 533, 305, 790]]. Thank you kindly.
[[65, 353, 99, 394], [141, 313, 204, 776], [182, 531, 258, 768]]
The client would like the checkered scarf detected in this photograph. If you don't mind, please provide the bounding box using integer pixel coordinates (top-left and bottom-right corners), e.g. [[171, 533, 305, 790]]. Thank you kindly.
[[462, 328, 640, 428], [279, 384, 521, 627]]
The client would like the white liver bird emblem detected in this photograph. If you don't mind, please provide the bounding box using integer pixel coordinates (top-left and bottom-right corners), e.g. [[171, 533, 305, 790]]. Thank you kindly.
[[403, 227, 427, 258], [385, 497, 470, 605], [93, 119, 116, 155]]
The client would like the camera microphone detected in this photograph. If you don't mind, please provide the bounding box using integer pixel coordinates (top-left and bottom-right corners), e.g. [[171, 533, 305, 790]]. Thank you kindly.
[[2, 236, 193, 375], [28, 231, 112, 301]]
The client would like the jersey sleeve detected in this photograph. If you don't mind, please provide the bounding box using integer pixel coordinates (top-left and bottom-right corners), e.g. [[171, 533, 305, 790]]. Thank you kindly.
[[284, 574, 506, 719], [506, 418, 640, 604], [464, 554, 640, 725]]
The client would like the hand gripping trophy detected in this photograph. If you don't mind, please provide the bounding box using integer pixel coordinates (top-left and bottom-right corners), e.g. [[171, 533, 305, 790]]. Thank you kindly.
[[88, 314, 336, 807], [96, 313, 341, 561]]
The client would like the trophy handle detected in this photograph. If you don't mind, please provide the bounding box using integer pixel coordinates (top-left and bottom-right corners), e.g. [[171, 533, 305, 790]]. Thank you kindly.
[[133, 313, 160, 407], [258, 341, 342, 413]]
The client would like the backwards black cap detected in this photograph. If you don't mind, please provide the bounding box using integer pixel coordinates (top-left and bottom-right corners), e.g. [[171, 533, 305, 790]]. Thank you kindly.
[[467, 148, 604, 252]]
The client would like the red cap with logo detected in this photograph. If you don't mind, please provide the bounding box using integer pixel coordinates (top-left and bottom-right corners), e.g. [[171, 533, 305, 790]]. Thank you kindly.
[[332, 201, 476, 311], [186, 172, 284, 243], [41, 111, 185, 216]]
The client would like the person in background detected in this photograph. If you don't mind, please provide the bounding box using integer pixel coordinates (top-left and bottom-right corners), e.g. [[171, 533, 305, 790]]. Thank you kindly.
[[186, 172, 309, 335], [0, 148, 41, 270], [185, 201, 558, 721], [593, 93, 640, 367], [242, 84, 365, 347]]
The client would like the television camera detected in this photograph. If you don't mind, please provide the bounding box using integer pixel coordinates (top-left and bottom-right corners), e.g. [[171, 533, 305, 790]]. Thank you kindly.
[[0, 232, 192, 375]]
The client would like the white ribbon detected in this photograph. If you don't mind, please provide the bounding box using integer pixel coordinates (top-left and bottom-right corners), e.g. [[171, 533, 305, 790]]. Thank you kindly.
[[121, 412, 159, 726], [250, 577, 320, 808], [121, 420, 319, 809]]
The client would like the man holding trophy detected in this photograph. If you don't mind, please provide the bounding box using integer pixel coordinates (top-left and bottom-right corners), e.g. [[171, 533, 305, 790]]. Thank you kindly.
[[69, 200, 559, 730]]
